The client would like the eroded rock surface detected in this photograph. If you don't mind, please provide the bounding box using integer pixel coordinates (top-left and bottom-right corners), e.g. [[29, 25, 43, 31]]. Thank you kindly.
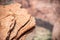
[[0, 2, 35, 40]]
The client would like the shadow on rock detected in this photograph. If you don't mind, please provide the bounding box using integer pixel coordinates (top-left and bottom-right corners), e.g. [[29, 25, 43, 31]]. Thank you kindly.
[[36, 18, 53, 32]]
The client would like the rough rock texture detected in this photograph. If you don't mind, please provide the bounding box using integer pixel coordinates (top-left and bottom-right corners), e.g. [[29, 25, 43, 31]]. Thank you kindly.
[[0, 2, 35, 40]]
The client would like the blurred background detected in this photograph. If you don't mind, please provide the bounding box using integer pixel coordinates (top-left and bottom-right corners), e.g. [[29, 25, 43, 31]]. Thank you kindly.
[[14, 0, 57, 40], [1, 0, 60, 40]]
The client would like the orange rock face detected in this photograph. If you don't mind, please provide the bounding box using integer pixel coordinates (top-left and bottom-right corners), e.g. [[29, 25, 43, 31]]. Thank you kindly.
[[0, 2, 35, 40]]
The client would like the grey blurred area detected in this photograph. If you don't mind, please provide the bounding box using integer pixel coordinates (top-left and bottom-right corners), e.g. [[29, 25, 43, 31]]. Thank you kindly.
[[25, 18, 53, 40]]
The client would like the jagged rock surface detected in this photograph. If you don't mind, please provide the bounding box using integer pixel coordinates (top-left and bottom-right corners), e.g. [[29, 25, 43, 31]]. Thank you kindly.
[[0, 2, 35, 40]]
